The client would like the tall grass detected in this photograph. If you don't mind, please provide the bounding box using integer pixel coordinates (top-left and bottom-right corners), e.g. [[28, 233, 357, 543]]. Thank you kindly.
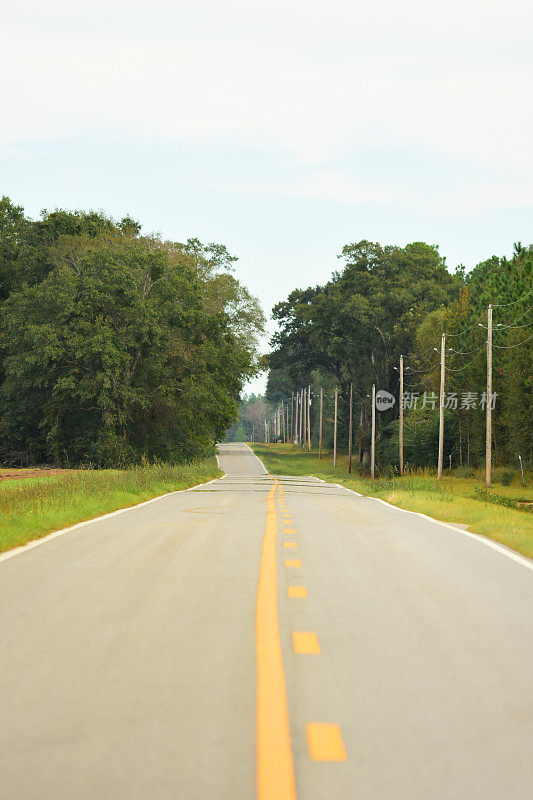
[[0, 459, 221, 554], [252, 444, 533, 559]]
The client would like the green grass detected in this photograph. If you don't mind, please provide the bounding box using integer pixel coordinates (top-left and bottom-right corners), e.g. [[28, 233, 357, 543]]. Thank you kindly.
[[0, 459, 221, 554], [252, 444, 533, 560]]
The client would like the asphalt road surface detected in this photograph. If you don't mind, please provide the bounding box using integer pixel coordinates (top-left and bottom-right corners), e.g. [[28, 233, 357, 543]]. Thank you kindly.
[[1, 443, 532, 799]]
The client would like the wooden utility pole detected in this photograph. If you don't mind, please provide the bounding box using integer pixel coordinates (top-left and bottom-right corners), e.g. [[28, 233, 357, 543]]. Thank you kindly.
[[437, 333, 446, 481], [371, 384, 376, 479], [399, 355, 404, 476], [307, 385, 311, 452], [302, 389, 306, 448], [486, 305, 493, 488], [318, 387, 323, 459], [348, 383, 353, 473], [333, 387, 338, 467], [294, 392, 300, 444], [300, 389, 304, 447], [291, 392, 294, 442]]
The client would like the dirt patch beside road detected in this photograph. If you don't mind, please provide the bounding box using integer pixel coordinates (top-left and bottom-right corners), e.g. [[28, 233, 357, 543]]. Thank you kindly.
[[0, 468, 74, 482]]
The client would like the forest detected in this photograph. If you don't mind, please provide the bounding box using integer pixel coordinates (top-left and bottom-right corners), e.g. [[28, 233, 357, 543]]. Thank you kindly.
[[0, 197, 264, 466], [262, 240, 532, 472]]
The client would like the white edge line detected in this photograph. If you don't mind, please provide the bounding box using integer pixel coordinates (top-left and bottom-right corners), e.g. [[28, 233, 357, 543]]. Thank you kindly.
[[240, 443, 269, 475], [0, 475, 223, 566], [337, 483, 533, 572]]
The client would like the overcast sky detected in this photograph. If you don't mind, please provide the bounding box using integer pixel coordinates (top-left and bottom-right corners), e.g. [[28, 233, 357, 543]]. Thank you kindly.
[[2, 0, 532, 392]]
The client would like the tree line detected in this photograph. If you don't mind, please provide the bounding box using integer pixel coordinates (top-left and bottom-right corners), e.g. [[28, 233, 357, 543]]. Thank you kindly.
[[0, 197, 263, 466], [266, 240, 532, 472]]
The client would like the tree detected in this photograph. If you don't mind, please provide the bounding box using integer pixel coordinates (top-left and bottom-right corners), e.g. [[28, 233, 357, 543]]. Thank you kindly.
[[270, 240, 459, 457], [0, 201, 263, 466]]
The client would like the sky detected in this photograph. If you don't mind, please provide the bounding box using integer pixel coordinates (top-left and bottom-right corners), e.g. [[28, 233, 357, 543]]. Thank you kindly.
[[2, 0, 532, 393]]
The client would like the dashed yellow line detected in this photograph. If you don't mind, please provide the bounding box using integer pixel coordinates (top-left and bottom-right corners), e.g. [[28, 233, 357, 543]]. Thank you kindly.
[[255, 480, 297, 800], [306, 723, 347, 761], [255, 472, 346, 786], [292, 632, 321, 654], [287, 586, 307, 599]]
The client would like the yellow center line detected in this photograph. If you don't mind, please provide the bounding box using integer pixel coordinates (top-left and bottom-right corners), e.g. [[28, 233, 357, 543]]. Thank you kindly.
[[306, 723, 347, 761], [292, 632, 321, 654], [255, 479, 297, 800], [285, 559, 301, 568], [283, 542, 297, 549], [287, 586, 307, 598]]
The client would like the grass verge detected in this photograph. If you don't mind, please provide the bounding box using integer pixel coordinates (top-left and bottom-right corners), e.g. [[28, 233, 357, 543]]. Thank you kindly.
[[0, 458, 221, 554], [252, 444, 533, 560]]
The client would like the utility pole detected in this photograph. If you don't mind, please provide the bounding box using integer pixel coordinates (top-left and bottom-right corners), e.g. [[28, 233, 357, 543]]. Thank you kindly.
[[437, 332, 446, 481], [333, 387, 338, 467], [295, 391, 299, 444], [399, 355, 404, 476], [307, 385, 311, 452], [348, 383, 353, 473], [300, 389, 304, 447], [486, 304, 493, 488], [291, 392, 294, 442], [302, 389, 306, 448], [318, 387, 323, 459], [371, 384, 376, 479]]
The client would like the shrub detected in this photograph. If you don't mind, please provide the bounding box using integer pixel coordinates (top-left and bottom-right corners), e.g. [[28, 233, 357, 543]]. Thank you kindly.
[[495, 468, 515, 486], [455, 466, 475, 478]]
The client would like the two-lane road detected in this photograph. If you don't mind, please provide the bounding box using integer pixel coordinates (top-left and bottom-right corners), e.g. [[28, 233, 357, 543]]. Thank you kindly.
[[0, 443, 532, 799]]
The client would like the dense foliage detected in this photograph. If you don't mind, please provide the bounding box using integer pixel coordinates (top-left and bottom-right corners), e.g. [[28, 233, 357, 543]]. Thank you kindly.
[[224, 394, 272, 442], [267, 240, 532, 470], [0, 197, 263, 466]]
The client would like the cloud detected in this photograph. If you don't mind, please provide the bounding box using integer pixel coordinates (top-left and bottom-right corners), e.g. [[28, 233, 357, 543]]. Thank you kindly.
[[2, 1, 532, 167], [1, 0, 532, 220]]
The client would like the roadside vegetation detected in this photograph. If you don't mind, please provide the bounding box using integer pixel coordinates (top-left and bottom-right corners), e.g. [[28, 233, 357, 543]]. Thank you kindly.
[[252, 444, 533, 559], [0, 197, 263, 467], [264, 240, 531, 471], [0, 459, 221, 554]]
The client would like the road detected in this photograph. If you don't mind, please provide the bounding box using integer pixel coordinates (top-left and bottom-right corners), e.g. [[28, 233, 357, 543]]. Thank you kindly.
[[0, 443, 532, 799]]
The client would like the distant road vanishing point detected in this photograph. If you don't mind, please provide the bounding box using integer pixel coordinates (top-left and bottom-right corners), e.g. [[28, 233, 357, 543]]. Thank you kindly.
[[0, 443, 532, 799]]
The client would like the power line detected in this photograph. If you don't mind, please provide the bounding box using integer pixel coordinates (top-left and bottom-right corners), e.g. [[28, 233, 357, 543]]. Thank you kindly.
[[493, 305, 533, 330], [493, 333, 533, 350], [447, 342, 486, 356], [444, 311, 486, 338], [446, 346, 486, 373], [491, 285, 533, 308]]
